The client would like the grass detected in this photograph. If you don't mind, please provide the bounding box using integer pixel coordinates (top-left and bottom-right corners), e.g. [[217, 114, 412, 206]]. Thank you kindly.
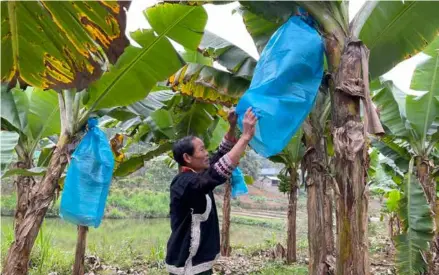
[[1, 217, 171, 273], [106, 189, 169, 218], [230, 216, 286, 230], [1, 216, 291, 274], [230, 194, 307, 212], [1, 189, 311, 274], [1, 221, 74, 275], [254, 262, 308, 275], [1, 188, 170, 219], [249, 195, 268, 203], [1, 223, 14, 269], [368, 219, 390, 255], [0, 176, 388, 275], [0, 194, 16, 216]]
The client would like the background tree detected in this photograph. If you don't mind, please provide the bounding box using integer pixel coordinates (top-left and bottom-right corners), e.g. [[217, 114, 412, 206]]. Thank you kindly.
[[371, 36, 439, 271], [270, 129, 305, 264]]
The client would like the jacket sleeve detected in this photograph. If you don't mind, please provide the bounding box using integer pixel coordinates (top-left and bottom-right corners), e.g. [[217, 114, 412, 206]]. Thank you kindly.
[[209, 136, 237, 165]]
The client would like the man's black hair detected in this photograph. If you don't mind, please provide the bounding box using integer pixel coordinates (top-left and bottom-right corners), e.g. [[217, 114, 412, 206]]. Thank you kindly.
[[172, 136, 196, 166]]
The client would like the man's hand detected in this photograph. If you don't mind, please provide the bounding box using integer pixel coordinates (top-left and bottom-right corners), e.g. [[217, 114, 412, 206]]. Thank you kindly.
[[242, 108, 257, 141], [227, 110, 237, 128], [226, 107, 258, 166]]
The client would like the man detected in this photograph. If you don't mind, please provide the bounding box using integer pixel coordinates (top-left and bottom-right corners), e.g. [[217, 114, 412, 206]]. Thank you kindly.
[[165, 108, 257, 275]]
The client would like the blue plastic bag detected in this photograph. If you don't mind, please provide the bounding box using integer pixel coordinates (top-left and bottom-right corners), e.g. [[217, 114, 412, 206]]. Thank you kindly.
[[60, 118, 115, 228], [231, 167, 248, 198], [236, 15, 324, 157]]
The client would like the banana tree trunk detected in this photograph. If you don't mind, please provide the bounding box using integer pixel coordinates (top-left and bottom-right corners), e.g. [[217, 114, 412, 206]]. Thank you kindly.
[[305, 147, 328, 274], [324, 181, 335, 255], [435, 200, 439, 269], [220, 182, 232, 257], [73, 225, 89, 275], [304, 118, 335, 274], [388, 215, 395, 243], [13, 159, 34, 232], [330, 40, 370, 275], [2, 134, 71, 275], [293, 3, 370, 271], [416, 157, 438, 274], [286, 168, 297, 264]]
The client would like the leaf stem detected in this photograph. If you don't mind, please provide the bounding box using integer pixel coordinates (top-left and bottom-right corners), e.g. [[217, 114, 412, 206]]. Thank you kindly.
[[63, 89, 75, 135]]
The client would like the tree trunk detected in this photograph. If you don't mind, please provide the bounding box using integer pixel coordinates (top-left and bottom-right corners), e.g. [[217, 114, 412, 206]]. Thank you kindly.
[[286, 169, 297, 264], [303, 90, 334, 274], [221, 182, 232, 257], [416, 157, 438, 274], [305, 147, 327, 274], [290, 3, 370, 272], [396, 216, 401, 235], [3, 134, 70, 275], [13, 159, 34, 231], [324, 182, 335, 255], [435, 200, 439, 268], [304, 151, 334, 274], [331, 40, 369, 275], [388, 215, 394, 241], [334, 186, 339, 257], [73, 225, 88, 275]]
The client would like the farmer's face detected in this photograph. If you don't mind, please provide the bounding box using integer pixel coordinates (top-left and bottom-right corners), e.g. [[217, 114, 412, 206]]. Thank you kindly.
[[183, 138, 210, 172]]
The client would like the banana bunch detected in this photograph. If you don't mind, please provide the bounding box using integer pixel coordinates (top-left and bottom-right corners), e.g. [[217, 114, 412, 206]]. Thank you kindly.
[[110, 133, 125, 165]]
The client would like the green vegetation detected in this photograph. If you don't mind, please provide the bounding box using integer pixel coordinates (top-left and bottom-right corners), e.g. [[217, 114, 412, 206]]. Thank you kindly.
[[229, 216, 285, 230], [255, 262, 308, 275], [1, 222, 74, 275], [1, 189, 169, 219], [106, 189, 169, 218], [249, 195, 268, 203], [1, 216, 292, 274]]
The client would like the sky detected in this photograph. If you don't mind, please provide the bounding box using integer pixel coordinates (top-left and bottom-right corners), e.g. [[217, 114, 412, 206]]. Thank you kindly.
[[125, 0, 427, 93]]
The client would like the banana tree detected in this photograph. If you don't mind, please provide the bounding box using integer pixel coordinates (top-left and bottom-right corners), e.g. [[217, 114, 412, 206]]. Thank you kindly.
[[372, 34, 439, 271], [102, 49, 232, 176], [368, 148, 401, 240], [370, 146, 437, 273], [101, 39, 245, 176], [270, 128, 305, 264], [0, 86, 70, 274], [302, 84, 335, 273], [396, 159, 434, 275], [1, 2, 213, 274], [1, 1, 130, 90], [168, 30, 253, 107], [235, 1, 439, 274], [1, 85, 62, 223], [0, 131, 19, 173], [1, 1, 131, 272], [112, 94, 231, 177]]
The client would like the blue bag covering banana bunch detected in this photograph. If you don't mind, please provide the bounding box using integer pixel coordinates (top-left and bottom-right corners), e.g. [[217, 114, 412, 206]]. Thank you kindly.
[[60, 118, 115, 228], [236, 14, 324, 157]]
